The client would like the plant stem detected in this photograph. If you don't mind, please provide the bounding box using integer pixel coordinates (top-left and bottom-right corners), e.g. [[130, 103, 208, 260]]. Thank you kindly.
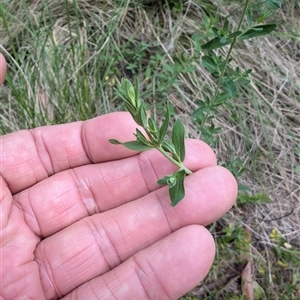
[[144, 126, 193, 175], [215, 0, 249, 89], [157, 146, 193, 175], [201, 0, 250, 128]]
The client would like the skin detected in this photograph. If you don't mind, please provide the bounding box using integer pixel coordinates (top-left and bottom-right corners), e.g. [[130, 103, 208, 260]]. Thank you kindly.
[[0, 53, 6, 85], [0, 52, 237, 300]]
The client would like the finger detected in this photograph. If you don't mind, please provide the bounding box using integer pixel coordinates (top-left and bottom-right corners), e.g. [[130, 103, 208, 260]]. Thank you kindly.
[[0, 53, 7, 85], [61, 225, 215, 300], [14, 139, 216, 237], [35, 166, 237, 298], [1, 112, 144, 194]]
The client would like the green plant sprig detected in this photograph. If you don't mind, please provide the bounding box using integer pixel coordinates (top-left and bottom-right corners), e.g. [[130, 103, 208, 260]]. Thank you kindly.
[[109, 78, 192, 206], [193, 0, 279, 146]]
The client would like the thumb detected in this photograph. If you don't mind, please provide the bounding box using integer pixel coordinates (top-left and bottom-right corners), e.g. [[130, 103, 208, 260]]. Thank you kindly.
[[0, 53, 7, 85]]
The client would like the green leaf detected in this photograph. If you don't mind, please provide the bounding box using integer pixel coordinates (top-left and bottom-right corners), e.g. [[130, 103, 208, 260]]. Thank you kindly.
[[212, 27, 220, 36], [158, 104, 170, 144], [267, 0, 281, 10], [115, 88, 127, 103], [244, 69, 253, 76], [116, 78, 142, 116], [121, 78, 136, 105], [157, 174, 177, 188], [135, 128, 150, 146], [122, 98, 137, 118], [237, 192, 271, 205], [147, 117, 160, 142], [227, 31, 242, 39], [115, 89, 135, 115], [202, 56, 218, 73], [221, 77, 237, 97], [132, 104, 147, 127], [109, 139, 153, 151], [294, 166, 300, 174], [109, 139, 123, 145], [238, 24, 277, 41], [237, 77, 251, 85], [148, 117, 158, 133], [134, 77, 140, 105], [157, 170, 186, 205], [172, 119, 186, 162], [246, 9, 252, 26], [238, 184, 252, 191], [223, 19, 229, 33], [253, 281, 267, 300], [157, 175, 171, 186], [115, 80, 137, 117], [169, 170, 186, 206], [214, 91, 231, 105], [256, 11, 274, 23], [201, 37, 232, 51], [123, 141, 153, 151], [161, 140, 177, 155]]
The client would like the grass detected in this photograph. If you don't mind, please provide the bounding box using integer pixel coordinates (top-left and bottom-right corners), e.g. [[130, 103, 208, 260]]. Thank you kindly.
[[1, 0, 300, 299]]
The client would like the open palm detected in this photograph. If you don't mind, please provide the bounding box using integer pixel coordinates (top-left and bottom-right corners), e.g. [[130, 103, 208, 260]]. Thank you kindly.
[[0, 54, 237, 299]]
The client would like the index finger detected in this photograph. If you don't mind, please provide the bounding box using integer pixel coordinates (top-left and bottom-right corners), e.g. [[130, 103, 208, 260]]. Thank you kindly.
[[1, 112, 141, 194], [0, 53, 7, 85]]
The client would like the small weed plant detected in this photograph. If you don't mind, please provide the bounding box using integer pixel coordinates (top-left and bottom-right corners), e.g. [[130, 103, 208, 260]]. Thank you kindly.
[[110, 0, 281, 206]]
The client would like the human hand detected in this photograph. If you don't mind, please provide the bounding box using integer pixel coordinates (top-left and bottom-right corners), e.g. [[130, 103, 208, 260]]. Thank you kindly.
[[0, 53, 237, 299]]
